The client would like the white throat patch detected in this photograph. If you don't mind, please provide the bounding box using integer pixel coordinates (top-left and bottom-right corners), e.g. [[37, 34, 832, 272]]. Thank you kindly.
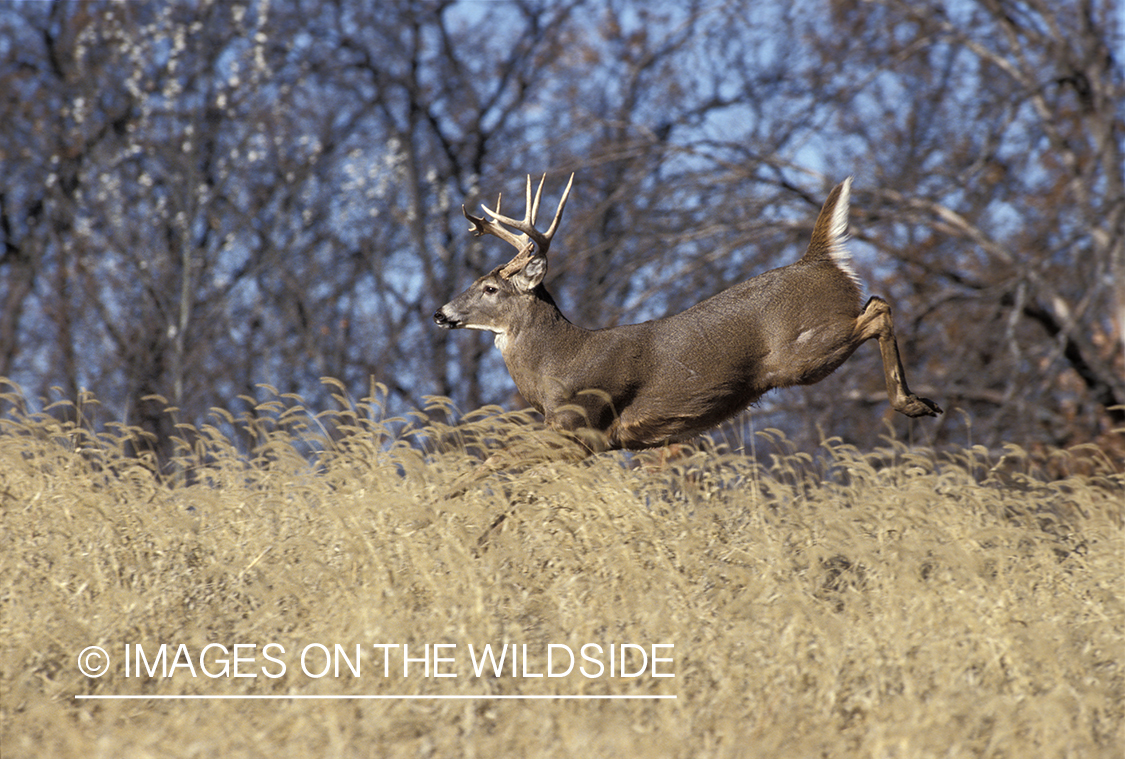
[[460, 322, 508, 352]]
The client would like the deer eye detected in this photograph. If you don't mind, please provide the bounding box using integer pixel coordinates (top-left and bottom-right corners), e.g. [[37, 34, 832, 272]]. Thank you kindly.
[[482, 285, 499, 295]]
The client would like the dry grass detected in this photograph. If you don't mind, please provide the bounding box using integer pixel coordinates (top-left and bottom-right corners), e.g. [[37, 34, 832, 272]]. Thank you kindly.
[[2, 382, 1123, 758]]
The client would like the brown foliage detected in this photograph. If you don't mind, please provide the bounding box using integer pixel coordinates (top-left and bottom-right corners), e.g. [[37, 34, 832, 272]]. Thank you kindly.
[[2, 387, 1122, 756]]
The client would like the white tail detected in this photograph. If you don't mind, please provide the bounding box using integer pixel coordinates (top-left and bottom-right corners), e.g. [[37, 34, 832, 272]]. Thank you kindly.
[[435, 175, 941, 452]]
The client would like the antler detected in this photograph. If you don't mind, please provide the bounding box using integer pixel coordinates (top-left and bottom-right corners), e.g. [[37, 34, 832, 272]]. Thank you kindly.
[[462, 173, 574, 279]]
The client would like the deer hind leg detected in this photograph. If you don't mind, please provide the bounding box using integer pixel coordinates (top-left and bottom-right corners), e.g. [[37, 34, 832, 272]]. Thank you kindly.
[[855, 297, 942, 418]]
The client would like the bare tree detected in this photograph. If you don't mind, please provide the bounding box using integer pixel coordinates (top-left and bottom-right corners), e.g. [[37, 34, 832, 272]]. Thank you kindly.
[[3, 0, 1119, 461], [803, 0, 1124, 449]]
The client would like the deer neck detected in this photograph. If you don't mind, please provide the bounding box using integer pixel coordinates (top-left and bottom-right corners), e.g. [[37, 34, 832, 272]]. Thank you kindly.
[[498, 289, 589, 405], [500, 288, 583, 355]]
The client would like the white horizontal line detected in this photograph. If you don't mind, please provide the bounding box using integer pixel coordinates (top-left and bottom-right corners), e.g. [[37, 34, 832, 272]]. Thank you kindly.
[[75, 694, 676, 700]]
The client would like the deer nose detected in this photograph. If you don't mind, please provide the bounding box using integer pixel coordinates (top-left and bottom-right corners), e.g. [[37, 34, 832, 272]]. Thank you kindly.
[[434, 310, 456, 328]]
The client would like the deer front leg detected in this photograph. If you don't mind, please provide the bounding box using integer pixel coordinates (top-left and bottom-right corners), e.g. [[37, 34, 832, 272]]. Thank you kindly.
[[855, 297, 942, 418]]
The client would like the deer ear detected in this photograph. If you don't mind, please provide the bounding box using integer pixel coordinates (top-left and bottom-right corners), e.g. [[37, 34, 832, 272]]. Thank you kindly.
[[510, 254, 547, 291]]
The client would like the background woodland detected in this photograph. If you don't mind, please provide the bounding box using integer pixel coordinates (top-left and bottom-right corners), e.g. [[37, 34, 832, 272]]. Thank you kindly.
[[2, 0, 1122, 462]]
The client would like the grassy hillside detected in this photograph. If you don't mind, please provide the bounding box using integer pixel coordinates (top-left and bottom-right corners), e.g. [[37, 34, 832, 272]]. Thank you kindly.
[[2, 385, 1122, 758]]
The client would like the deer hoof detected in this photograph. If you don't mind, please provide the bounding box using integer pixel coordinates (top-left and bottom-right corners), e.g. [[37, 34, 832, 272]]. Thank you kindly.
[[898, 395, 943, 417]]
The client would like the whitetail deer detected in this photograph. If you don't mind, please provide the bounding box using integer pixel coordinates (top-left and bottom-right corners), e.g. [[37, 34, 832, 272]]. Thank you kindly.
[[434, 175, 941, 453]]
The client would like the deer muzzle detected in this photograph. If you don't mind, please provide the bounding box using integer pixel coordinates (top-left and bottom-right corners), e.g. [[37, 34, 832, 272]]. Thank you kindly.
[[433, 308, 461, 329]]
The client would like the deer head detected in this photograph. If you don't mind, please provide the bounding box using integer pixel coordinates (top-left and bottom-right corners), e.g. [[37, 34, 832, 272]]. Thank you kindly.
[[434, 174, 574, 341]]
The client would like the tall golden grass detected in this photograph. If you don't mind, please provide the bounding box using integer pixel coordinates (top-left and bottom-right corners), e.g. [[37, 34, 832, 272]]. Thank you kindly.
[[2, 380, 1122, 758]]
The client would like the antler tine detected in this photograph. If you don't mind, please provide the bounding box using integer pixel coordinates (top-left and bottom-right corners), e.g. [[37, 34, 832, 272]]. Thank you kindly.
[[481, 184, 531, 234], [463, 190, 528, 251], [541, 172, 574, 242], [528, 174, 548, 227]]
